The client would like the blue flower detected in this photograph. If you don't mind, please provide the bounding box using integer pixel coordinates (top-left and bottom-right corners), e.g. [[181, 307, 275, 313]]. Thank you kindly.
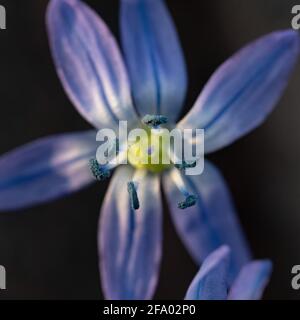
[[0, 0, 298, 299], [185, 245, 272, 300]]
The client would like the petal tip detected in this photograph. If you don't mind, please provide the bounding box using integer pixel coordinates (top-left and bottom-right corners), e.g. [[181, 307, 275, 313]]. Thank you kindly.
[[272, 29, 300, 52]]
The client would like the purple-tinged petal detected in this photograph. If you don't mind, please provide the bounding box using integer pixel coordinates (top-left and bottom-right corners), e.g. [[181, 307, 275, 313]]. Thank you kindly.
[[0, 131, 96, 211], [120, 0, 187, 122], [47, 0, 138, 130], [99, 166, 162, 300], [178, 30, 300, 153], [185, 245, 230, 300], [163, 161, 251, 281], [228, 260, 272, 300]]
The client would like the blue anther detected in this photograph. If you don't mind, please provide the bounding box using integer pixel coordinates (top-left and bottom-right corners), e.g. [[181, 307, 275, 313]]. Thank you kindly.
[[89, 158, 111, 181], [115, 138, 120, 155], [127, 181, 140, 210], [178, 194, 197, 210], [142, 114, 168, 128], [175, 160, 197, 170]]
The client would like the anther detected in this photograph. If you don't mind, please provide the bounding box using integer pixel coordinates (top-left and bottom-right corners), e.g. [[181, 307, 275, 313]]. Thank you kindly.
[[175, 160, 197, 170], [127, 181, 140, 210], [169, 168, 197, 209], [178, 194, 197, 210], [142, 114, 168, 128], [89, 158, 111, 181]]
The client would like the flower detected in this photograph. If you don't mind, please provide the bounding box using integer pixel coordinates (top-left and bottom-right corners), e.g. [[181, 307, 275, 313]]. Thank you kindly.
[[185, 245, 272, 300], [0, 0, 298, 299]]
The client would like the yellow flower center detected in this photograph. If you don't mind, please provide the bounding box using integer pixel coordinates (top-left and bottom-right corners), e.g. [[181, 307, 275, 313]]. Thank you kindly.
[[128, 129, 172, 173]]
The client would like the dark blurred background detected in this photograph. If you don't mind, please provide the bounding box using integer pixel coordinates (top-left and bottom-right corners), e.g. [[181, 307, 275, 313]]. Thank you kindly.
[[0, 0, 299, 300]]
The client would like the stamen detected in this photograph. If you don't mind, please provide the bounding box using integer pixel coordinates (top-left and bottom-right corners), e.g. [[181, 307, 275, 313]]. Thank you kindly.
[[127, 170, 147, 210], [89, 158, 111, 181], [127, 181, 140, 210], [175, 160, 197, 170], [115, 138, 120, 155], [142, 114, 168, 128], [170, 168, 197, 210], [167, 145, 198, 171], [178, 194, 197, 210]]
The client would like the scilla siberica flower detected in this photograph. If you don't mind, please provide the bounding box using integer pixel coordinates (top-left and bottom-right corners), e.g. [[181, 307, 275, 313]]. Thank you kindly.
[[0, 0, 298, 299], [185, 245, 272, 300]]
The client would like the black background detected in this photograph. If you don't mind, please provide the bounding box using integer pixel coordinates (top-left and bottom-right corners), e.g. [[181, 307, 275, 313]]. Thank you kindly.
[[0, 0, 300, 300]]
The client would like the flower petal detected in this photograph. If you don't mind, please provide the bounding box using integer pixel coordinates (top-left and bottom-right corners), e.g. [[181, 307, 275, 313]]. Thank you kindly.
[[120, 0, 187, 122], [185, 245, 230, 300], [178, 30, 300, 153], [99, 166, 162, 299], [0, 131, 96, 211], [228, 260, 272, 300], [47, 0, 138, 130], [163, 160, 251, 280]]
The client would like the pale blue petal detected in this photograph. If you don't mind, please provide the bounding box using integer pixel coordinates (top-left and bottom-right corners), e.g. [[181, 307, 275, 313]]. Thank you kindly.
[[99, 166, 162, 300], [185, 246, 230, 300], [163, 160, 251, 281], [0, 131, 96, 211], [47, 0, 138, 130], [120, 0, 187, 122], [178, 30, 300, 153], [228, 260, 272, 300]]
